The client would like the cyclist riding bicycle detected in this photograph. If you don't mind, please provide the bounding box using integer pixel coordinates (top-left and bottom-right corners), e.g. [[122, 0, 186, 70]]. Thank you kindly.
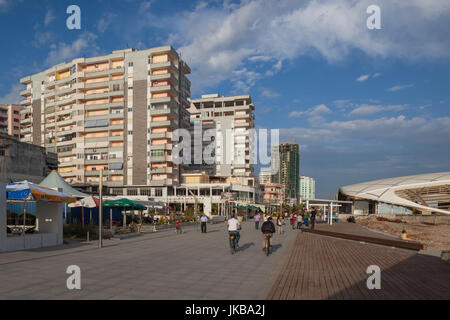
[[261, 216, 275, 252], [227, 214, 241, 248]]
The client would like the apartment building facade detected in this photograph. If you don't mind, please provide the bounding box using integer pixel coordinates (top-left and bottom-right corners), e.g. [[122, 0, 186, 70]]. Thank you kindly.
[[187, 94, 256, 187], [258, 168, 272, 185], [19, 46, 191, 196], [276, 142, 300, 203], [261, 183, 284, 204], [300, 176, 315, 200], [0, 104, 23, 138]]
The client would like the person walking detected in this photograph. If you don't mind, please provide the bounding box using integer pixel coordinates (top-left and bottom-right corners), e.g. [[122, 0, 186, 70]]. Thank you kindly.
[[310, 207, 317, 230], [200, 214, 208, 233], [304, 209, 310, 227], [296, 213, 302, 229], [276, 216, 283, 234], [291, 213, 296, 230], [254, 212, 261, 230]]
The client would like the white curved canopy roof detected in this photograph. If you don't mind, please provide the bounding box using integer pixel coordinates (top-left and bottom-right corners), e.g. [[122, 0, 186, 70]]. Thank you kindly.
[[339, 172, 450, 215]]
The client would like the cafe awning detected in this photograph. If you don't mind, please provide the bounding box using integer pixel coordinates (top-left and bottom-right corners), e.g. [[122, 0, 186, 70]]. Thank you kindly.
[[103, 198, 147, 211], [68, 196, 100, 208], [6, 181, 76, 203]]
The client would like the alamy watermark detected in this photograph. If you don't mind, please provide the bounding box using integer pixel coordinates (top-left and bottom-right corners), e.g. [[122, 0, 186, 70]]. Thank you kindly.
[[367, 5, 381, 30], [66, 265, 81, 290], [66, 5, 81, 30], [172, 127, 280, 174], [366, 265, 381, 290]]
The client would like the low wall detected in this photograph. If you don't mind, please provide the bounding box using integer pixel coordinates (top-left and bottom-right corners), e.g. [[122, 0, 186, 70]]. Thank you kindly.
[[356, 214, 450, 225], [6, 233, 58, 252]]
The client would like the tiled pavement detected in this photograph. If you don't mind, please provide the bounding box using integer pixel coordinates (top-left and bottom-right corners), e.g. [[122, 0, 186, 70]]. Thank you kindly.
[[0, 221, 297, 300], [267, 227, 450, 300]]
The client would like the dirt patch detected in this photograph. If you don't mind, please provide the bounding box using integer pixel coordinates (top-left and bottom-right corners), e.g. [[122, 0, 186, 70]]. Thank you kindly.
[[357, 216, 450, 251]]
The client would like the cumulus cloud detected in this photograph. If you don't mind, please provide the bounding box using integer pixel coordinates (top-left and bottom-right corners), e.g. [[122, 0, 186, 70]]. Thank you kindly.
[[282, 115, 450, 145], [388, 84, 414, 92], [280, 114, 450, 196], [348, 104, 407, 116], [166, 0, 450, 92], [97, 12, 118, 33], [45, 32, 100, 66], [289, 104, 331, 121], [0, 84, 22, 104], [356, 74, 370, 82], [44, 9, 55, 26], [260, 87, 280, 98]]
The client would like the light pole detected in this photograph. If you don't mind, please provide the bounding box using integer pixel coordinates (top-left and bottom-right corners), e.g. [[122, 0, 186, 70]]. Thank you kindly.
[[98, 169, 103, 248]]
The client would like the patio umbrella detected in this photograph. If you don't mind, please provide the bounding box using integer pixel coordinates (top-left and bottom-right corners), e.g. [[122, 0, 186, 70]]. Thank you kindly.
[[6, 181, 75, 235], [104, 199, 146, 228], [68, 196, 100, 225], [103, 198, 146, 210]]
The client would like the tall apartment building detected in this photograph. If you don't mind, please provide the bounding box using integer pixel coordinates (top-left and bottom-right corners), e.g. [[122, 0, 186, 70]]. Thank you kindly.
[[276, 142, 300, 202], [258, 168, 272, 185], [0, 106, 7, 135], [0, 104, 23, 138], [300, 176, 315, 200], [187, 94, 255, 187], [19, 46, 191, 195]]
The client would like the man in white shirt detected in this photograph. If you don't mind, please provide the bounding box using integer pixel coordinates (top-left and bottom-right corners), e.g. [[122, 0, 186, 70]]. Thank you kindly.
[[227, 214, 241, 247], [200, 214, 208, 233]]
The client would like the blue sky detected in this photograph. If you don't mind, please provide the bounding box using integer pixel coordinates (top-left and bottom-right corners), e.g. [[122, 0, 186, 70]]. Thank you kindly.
[[0, 0, 449, 198]]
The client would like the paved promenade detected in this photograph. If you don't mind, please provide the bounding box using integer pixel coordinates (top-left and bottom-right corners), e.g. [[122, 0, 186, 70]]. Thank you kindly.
[[2, 220, 449, 300], [268, 225, 450, 300], [0, 221, 297, 300]]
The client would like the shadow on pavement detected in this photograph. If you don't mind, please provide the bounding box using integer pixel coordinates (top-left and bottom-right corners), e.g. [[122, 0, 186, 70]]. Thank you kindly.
[[237, 242, 255, 252]]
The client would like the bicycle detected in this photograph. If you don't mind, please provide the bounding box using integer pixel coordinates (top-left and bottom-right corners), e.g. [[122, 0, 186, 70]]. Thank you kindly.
[[229, 232, 238, 254], [263, 233, 272, 256]]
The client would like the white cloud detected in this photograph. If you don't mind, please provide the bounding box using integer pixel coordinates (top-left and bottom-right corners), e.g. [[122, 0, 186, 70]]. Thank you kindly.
[[289, 104, 331, 118], [260, 87, 279, 98], [97, 12, 118, 33], [33, 31, 54, 47], [348, 104, 407, 116], [356, 74, 370, 82], [44, 9, 55, 26], [0, 84, 22, 104], [282, 115, 450, 145], [388, 84, 414, 92], [168, 0, 450, 93], [45, 33, 99, 66]]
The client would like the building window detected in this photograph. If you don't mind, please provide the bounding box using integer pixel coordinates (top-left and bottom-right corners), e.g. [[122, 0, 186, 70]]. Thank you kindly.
[[128, 62, 134, 67]]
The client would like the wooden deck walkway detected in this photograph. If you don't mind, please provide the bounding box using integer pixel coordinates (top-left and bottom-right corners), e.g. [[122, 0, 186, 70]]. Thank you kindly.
[[267, 224, 450, 300]]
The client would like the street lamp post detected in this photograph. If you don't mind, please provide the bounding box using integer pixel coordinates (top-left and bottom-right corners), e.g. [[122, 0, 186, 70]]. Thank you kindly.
[[98, 170, 103, 248]]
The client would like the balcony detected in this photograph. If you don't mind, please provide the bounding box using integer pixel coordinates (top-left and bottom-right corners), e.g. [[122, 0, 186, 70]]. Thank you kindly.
[[150, 143, 173, 151], [149, 73, 178, 84], [148, 178, 172, 186], [149, 96, 177, 104], [149, 107, 178, 118], [20, 88, 32, 97], [149, 132, 172, 139], [149, 155, 172, 163], [84, 69, 110, 78], [85, 80, 109, 89], [150, 167, 173, 174], [150, 120, 173, 128], [20, 98, 31, 106]]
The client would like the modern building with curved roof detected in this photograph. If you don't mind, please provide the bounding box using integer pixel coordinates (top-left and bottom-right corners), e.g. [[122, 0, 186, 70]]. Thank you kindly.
[[338, 172, 450, 215]]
